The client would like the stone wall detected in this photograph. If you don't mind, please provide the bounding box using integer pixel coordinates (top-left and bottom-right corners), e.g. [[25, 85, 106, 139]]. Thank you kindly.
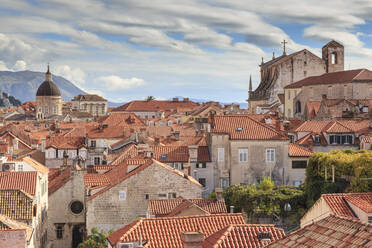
[[86, 162, 201, 233], [47, 169, 85, 248]]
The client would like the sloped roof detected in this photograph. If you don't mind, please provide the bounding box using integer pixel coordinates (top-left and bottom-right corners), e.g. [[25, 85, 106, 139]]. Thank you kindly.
[[211, 115, 287, 140], [288, 144, 313, 157], [99, 112, 146, 127], [22, 156, 48, 174], [48, 168, 71, 195], [0, 214, 33, 241], [107, 213, 245, 247], [0, 172, 37, 196], [203, 224, 285, 248], [295, 120, 370, 134], [267, 215, 372, 247], [72, 94, 106, 101], [148, 197, 227, 217], [285, 69, 372, 89], [344, 193, 372, 213], [112, 100, 199, 112], [0, 190, 33, 221], [46, 136, 86, 149]]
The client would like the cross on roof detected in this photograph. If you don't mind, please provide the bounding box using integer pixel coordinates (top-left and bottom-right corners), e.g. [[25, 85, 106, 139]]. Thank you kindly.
[[281, 40, 287, 55]]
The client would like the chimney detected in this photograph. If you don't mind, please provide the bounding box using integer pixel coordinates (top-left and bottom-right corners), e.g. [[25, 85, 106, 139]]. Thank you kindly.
[[188, 145, 198, 163], [41, 138, 46, 152], [215, 188, 223, 201], [181, 231, 204, 248], [183, 97, 189, 102], [172, 97, 179, 102], [230, 205, 234, 213]]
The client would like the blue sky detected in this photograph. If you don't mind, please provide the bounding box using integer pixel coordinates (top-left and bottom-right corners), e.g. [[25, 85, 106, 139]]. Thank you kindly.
[[1, 0, 372, 103]]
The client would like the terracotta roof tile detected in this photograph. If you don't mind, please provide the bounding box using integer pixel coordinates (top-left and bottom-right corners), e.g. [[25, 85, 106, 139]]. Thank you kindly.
[[152, 146, 189, 162], [203, 224, 285, 248], [289, 144, 313, 157], [48, 168, 71, 195], [198, 146, 211, 162], [344, 193, 372, 213], [211, 115, 287, 140], [0, 172, 37, 196], [112, 100, 199, 112], [84, 173, 110, 187], [285, 69, 371, 89], [148, 197, 227, 217], [0, 190, 33, 221], [267, 215, 372, 247], [108, 213, 245, 247], [46, 136, 86, 149]]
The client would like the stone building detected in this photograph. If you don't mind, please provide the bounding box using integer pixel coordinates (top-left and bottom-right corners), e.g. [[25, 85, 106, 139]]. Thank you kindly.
[[287, 143, 313, 187], [71, 94, 108, 116], [208, 115, 291, 187], [248, 40, 344, 114], [36, 66, 63, 120], [47, 159, 86, 248], [86, 159, 202, 233], [284, 69, 372, 119]]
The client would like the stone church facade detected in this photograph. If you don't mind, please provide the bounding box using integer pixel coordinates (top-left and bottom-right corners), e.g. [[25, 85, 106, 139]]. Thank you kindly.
[[248, 40, 344, 114]]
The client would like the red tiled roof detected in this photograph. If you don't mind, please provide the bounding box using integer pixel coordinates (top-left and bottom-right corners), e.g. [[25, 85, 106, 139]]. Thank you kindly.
[[198, 146, 211, 162], [323, 193, 356, 218], [107, 213, 245, 247], [344, 193, 372, 213], [203, 224, 285, 248], [84, 173, 110, 187], [152, 146, 189, 162], [285, 69, 372, 89], [211, 115, 287, 140], [0, 190, 33, 221], [267, 215, 372, 247], [112, 100, 199, 112], [48, 168, 71, 195], [46, 136, 86, 149], [99, 112, 145, 127], [289, 144, 313, 157], [148, 197, 227, 217], [0, 172, 37, 196]]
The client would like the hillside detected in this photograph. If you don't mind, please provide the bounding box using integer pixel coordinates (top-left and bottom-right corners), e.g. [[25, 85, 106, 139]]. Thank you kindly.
[[0, 70, 86, 102]]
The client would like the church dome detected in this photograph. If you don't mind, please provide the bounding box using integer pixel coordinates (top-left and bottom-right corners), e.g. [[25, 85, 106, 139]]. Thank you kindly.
[[36, 66, 61, 97]]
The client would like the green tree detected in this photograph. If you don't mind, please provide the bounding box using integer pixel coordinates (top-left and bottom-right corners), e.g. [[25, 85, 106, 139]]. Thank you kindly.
[[145, 96, 155, 101], [78, 228, 112, 248], [304, 150, 372, 207]]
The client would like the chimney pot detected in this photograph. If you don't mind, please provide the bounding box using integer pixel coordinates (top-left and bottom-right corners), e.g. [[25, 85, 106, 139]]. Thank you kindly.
[[181, 231, 204, 248], [230, 205, 234, 213], [215, 188, 223, 201]]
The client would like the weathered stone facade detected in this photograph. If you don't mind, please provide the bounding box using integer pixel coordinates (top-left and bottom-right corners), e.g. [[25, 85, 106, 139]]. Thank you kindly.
[[71, 94, 108, 116], [249, 40, 345, 114], [86, 161, 201, 233], [209, 134, 291, 186], [47, 168, 86, 248]]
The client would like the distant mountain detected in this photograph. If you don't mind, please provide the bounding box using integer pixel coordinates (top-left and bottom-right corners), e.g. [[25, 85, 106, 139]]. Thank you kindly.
[[0, 91, 22, 107], [0, 70, 86, 102], [171, 96, 248, 109]]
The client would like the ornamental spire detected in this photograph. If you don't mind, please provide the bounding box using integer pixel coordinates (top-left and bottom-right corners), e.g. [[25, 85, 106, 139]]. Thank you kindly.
[[45, 63, 52, 81]]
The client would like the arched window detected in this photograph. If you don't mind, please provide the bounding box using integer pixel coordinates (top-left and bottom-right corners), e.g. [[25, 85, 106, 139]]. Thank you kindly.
[[331, 52, 337, 64], [295, 101, 301, 114]]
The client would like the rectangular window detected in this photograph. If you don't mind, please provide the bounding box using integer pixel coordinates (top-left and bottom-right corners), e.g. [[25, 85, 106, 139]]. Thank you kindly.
[[119, 190, 126, 201], [288, 90, 291, 100], [90, 140, 96, 147], [145, 194, 149, 200], [158, 193, 167, 198], [202, 162, 206, 168], [238, 148, 248, 162], [368, 216, 372, 223], [56, 225, 64, 239], [292, 160, 307, 169], [289, 135, 294, 144], [17, 164, 23, 171], [220, 178, 229, 188], [266, 148, 275, 163], [168, 193, 177, 199], [94, 157, 100, 165], [217, 148, 225, 162], [198, 178, 206, 187]]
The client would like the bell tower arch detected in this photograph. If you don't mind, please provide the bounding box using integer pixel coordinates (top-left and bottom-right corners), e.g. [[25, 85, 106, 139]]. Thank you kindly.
[[322, 40, 344, 73]]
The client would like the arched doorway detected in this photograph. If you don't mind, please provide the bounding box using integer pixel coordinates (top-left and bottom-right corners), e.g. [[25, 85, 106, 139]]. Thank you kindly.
[[72, 225, 84, 248]]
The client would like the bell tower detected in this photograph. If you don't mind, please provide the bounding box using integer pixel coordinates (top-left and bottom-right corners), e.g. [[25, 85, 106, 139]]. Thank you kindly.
[[322, 40, 344, 73]]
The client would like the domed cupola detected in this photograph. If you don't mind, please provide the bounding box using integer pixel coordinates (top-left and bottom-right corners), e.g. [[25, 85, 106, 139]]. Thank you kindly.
[[36, 65, 61, 97]]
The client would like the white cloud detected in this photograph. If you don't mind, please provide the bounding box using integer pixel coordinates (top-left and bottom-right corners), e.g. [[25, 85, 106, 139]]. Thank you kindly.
[[54, 65, 86, 85], [97, 76, 146, 91], [13, 60, 27, 71], [0, 61, 11, 71]]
